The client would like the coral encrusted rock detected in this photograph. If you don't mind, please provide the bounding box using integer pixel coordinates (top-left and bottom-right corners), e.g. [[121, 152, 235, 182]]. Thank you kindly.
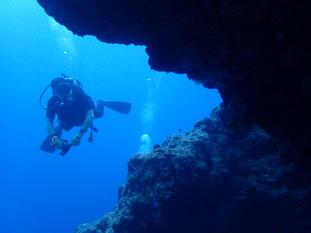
[[74, 108, 311, 233]]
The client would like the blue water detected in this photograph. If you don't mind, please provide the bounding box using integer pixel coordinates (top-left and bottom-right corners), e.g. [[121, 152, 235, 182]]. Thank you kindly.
[[0, 1, 222, 233]]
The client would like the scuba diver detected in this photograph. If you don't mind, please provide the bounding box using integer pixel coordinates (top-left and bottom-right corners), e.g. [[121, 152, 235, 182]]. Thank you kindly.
[[40, 74, 131, 156]]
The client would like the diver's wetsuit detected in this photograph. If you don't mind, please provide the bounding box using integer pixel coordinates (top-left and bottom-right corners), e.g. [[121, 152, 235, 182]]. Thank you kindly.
[[46, 88, 95, 131]]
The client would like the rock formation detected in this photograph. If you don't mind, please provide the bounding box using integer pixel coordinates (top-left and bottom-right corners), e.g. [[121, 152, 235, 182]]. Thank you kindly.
[[35, 0, 311, 232], [75, 108, 311, 233], [37, 0, 311, 145]]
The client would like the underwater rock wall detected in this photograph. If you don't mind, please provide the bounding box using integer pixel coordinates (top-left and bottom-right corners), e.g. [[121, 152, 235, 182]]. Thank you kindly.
[[35, 1, 311, 232], [75, 108, 311, 233], [37, 0, 311, 147]]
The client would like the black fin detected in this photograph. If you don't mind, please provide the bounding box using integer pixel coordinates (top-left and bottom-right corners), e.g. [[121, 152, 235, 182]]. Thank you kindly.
[[40, 125, 63, 153], [103, 101, 132, 114]]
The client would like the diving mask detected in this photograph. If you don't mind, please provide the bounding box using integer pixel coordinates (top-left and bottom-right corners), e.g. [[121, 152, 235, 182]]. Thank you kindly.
[[55, 83, 74, 104]]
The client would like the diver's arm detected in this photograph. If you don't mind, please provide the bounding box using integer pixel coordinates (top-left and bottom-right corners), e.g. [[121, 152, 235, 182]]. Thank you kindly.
[[71, 110, 94, 146], [80, 109, 95, 132], [46, 117, 56, 136]]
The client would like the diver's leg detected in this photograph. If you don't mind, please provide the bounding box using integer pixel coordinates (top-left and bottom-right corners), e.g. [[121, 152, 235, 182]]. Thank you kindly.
[[94, 99, 104, 118]]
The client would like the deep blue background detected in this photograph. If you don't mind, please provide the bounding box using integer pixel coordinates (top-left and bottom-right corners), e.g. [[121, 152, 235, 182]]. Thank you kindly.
[[0, 1, 222, 233]]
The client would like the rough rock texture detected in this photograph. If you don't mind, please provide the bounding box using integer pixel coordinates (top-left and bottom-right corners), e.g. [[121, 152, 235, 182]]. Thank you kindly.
[[37, 0, 311, 149], [75, 108, 311, 233], [35, 1, 311, 232]]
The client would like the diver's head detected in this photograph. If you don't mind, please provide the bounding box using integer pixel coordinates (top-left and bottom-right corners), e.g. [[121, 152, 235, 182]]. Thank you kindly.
[[51, 78, 73, 103], [55, 82, 72, 100]]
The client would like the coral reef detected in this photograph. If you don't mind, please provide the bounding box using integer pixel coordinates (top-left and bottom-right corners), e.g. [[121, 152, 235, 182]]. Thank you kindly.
[[74, 108, 311, 233]]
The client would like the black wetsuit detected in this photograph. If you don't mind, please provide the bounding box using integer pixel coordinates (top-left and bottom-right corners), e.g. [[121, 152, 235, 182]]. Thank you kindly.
[[46, 88, 94, 131]]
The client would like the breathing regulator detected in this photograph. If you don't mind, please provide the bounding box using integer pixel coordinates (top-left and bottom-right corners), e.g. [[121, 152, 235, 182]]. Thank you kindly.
[[39, 73, 83, 110]]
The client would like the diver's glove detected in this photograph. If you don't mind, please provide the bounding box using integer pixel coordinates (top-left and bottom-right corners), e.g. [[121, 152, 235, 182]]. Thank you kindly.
[[71, 129, 86, 146], [51, 135, 67, 149]]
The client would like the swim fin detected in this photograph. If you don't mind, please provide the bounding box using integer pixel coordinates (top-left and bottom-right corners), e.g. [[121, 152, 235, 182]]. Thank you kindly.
[[103, 101, 131, 114], [40, 125, 63, 153]]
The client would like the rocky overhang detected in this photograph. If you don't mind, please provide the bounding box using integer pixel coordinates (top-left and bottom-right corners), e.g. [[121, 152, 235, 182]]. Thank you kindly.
[[37, 0, 311, 148], [35, 1, 311, 232]]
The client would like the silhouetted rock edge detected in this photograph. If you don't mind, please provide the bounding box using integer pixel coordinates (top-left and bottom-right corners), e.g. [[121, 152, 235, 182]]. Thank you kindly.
[[36, 0, 311, 147]]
